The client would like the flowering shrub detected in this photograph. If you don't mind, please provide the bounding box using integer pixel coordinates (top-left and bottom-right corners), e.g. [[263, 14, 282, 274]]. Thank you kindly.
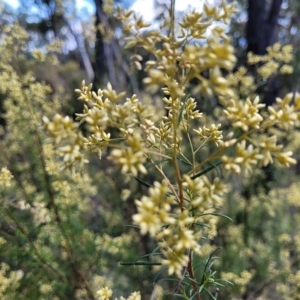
[[1, 0, 299, 299], [216, 173, 300, 299], [42, 1, 299, 299], [0, 22, 143, 299]]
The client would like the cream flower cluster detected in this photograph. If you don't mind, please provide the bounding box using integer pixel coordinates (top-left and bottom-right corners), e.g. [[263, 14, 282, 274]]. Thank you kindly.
[[0, 167, 13, 188], [220, 93, 299, 174], [248, 43, 294, 79], [131, 176, 227, 276], [96, 287, 140, 300], [0, 263, 23, 298], [118, 2, 237, 99]]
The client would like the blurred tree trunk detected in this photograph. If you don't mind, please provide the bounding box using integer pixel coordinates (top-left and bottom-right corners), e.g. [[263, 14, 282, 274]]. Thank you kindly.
[[242, 4, 283, 299], [93, 0, 139, 93], [246, 0, 283, 105], [93, 0, 108, 88], [247, 0, 282, 54]]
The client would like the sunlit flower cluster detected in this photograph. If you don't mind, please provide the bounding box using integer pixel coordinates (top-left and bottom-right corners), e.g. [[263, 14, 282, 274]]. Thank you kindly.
[[0, 263, 23, 298], [183, 175, 227, 209], [268, 93, 300, 130], [222, 141, 262, 174], [223, 96, 265, 131], [97, 287, 113, 300], [0, 167, 13, 188], [118, 2, 237, 98], [109, 135, 147, 176], [248, 42, 294, 79], [157, 209, 200, 276], [194, 123, 223, 146], [96, 287, 141, 300], [133, 181, 174, 236]]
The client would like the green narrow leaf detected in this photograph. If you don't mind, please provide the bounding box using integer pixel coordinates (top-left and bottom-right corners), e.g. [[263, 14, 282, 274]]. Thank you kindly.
[[133, 252, 162, 263], [192, 259, 206, 271], [214, 279, 234, 286], [123, 225, 140, 229], [212, 282, 225, 287], [199, 212, 232, 222], [194, 222, 211, 228], [120, 261, 162, 266], [205, 249, 220, 271], [160, 277, 182, 283], [149, 245, 161, 260], [186, 277, 200, 285], [153, 266, 168, 282], [203, 287, 217, 300], [215, 163, 222, 177], [191, 161, 223, 179], [201, 248, 220, 285], [146, 158, 170, 168], [134, 177, 152, 188], [177, 155, 193, 166], [189, 289, 200, 300], [198, 284, 204, 293], [173, 294, 188, 299]]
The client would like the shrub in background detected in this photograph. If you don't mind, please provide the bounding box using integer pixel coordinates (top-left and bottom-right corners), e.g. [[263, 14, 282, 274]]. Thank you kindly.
[[0, 22, 145, 299]]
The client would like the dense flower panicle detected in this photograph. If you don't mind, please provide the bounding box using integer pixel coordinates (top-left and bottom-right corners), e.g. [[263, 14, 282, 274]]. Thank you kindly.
[[0, 263, 23, 298], [109, 135, 147, 176], [132, 181, 174, 236], [267, 43, 293, 62], [157, 211, 201, 276], [183, 175, 227, 209], [0, 167, 14, 188], [85, 108, 109, 131], [126, 291, 141, 300], [182, 97, 203, 128], [161, 248, 189, 277], [248, 43, 293, 66], [259, 135, 283, 167], [276, 151, 297, 167], [42, 115, 89, 172], [75, 80, 93, 102], [226, 66, 255, 97], [218, 131, 237, 148], [258, 60, 279, 79], [42, 115, 79, 144], [194, 123, 223, 146], [96, 287, 113, 300], [109, 147, 146, 176], [222, 156, 241, 174], [83, 129, 111, 158], [183, 174, 204, 194], [280, 64, 293, 74], [268, 93, 299, 130], [118, 2, 237, 98], [223, 96, 265, 131], [222, 142, 259, 174], [59, 143, 89, 172], [247, 43, 294, 85], [234, 141, 262, 174], [97, 289, 141, 300]]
